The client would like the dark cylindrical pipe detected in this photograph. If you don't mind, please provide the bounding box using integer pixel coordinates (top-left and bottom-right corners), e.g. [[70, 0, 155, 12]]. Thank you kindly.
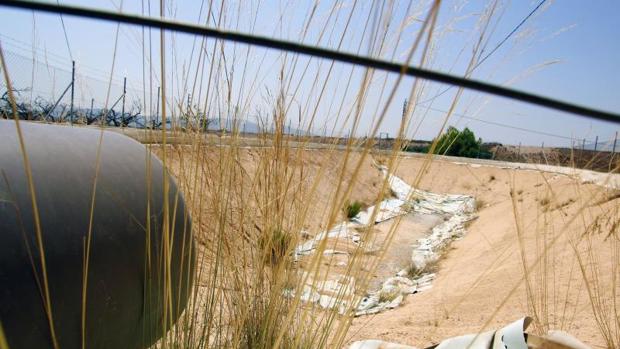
[[0, 120, 194, 349]]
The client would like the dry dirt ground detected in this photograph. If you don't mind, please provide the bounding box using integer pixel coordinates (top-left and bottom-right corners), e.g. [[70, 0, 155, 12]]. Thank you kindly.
[[158, 144, 618, 349], [346, 155, 619, 349], [367, 213, 443, 291]]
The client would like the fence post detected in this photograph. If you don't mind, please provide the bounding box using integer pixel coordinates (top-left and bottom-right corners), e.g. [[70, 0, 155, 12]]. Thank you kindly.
[[121, 77, 127, 127], [155, 86, 160, 129], [89, 98, 94, 122], [70, 60, 75, 125], [594, 135, 598, 152], [613, 131, 618, 154]]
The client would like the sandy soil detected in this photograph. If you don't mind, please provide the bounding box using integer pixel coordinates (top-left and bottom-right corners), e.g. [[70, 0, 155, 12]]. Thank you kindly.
[[157, 144, 618, 349], [366, 213, 443, 291], [155, 145, 386, 234], [346, 155, 619, 349]]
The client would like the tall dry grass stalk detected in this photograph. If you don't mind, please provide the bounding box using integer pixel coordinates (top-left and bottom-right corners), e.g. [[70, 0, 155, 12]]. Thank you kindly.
[[509, 156, 620, 348], [2, 0, 619, 349], [136, 1, 447, 348], [0, 43, 59, 349]]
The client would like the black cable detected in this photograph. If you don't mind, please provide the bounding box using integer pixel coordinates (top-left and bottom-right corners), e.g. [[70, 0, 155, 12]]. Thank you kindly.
[[0, 0, 619, 123], [477, 0, 547, 67], [418, 0, 547, 105], [56, 0, 73, 61]]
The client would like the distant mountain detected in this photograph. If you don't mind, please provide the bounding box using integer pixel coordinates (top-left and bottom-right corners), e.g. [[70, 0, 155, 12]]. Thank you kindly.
[[202, 118, 310, 135], [54, 109, 312, 135]]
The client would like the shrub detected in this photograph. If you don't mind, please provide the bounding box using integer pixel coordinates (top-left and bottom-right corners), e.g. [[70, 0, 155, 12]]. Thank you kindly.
[[406, 259, 440, 278], [258, 228, 293, 266], [404, 144, 429, 153], [344, 200, 363, 219], [433, 126, 492, 159]]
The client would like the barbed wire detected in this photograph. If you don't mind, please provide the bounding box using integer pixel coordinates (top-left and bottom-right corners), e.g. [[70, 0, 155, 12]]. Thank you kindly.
[[0, 41, 613, 145], [0, 33, 132, 85], [0, 48, 147, 127], [0, 0, 618, 124], [0, 36, 612, 144], [0, 49, 144, 106]]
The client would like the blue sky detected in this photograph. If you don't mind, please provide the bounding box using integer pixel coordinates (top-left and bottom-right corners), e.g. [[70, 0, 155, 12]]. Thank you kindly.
[[0, 0, 618, 147]]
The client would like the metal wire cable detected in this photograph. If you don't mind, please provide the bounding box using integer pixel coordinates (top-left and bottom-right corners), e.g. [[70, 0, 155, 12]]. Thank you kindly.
[[418, 0, 547, 105], [0, 0, 619, 123], [1, 44, 589, 145], [477, 0, 547, 67], [56, 0, 73, 61], [422, 105, 591, 142]]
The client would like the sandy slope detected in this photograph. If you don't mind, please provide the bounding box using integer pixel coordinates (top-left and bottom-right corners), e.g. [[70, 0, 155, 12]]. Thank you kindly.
[[346, 155, 619, 349], [156, 145, 385, 235], [157, 144, 617, 348]]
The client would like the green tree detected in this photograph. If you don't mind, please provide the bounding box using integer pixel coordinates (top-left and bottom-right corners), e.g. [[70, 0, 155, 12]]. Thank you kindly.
[[434, 126, 488, 158]]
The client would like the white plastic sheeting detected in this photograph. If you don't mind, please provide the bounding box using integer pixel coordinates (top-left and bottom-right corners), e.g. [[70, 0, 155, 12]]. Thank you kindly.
[[353, 166, 475, 315], [349, 340, 416, 349], [410, 214, 472, 272], [349, 316, 592, 349], [381, 166, 476, 273], [379, 166, 476, 216], [294, 165, 475, 316], [355, 274, 434, 316], [295, 222, 360, 257], [435, 317, 530, 349], [298, 273, 356, 314], [353, 198, 407, 225]]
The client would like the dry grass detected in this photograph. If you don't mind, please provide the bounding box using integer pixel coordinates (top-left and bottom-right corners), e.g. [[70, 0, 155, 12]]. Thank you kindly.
[[1, 1, 619, 349], [508, 159, 620, 348]]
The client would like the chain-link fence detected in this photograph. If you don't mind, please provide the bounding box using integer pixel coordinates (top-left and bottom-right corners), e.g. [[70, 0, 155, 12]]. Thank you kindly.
[[0, 49, 154, 127]]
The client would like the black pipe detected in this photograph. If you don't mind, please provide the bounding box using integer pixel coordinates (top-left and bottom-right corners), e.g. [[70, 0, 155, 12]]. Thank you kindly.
[[0, 121, 194, 349]]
